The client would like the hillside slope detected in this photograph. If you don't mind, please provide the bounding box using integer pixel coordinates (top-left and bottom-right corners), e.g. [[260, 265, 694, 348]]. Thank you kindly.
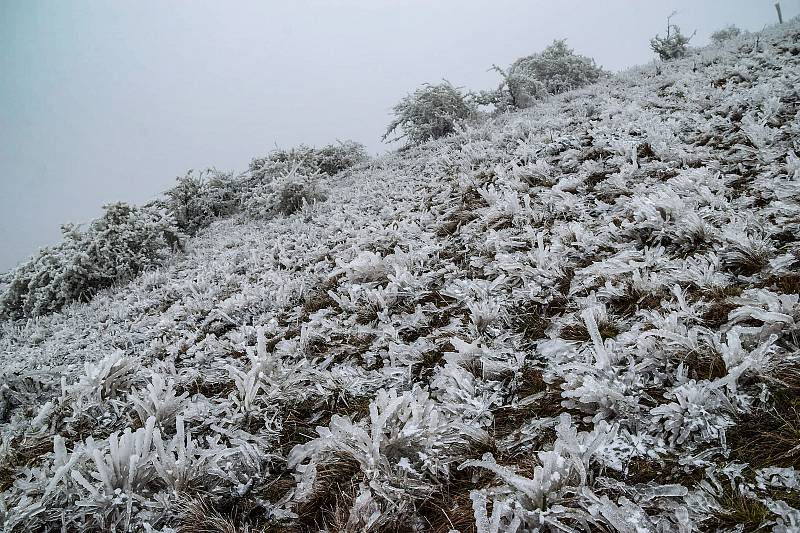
[[2, 21, 800, 532]]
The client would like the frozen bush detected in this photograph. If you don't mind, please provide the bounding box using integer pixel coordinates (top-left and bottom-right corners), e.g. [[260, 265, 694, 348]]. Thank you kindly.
[[276, 179, 327, 215], [86, 203, 178, 278], [314, 140, 369, 176], [383, 81, 475, 144], [248, 141, 368, 183], [248, 145, 318, 183], [0, 203, 178, 318], [650, 13, 694, 61], [244, 168, 327, 219], [486, 40, 604, 109], [0, 227, 85, 319], [711, 25, 743, 45], [165, 169, 239, 235]]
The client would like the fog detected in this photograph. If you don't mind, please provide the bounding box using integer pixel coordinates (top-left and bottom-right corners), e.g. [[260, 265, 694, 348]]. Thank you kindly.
[[0, 0, 790, 271]]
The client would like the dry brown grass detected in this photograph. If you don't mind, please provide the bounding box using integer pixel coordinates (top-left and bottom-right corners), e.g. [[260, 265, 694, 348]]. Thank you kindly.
[[0, 433, 52, 492], [579, 146, 614, 163], [311, 332, 377, 366], [412, 349, 447, 380], [355, 304, 380, 325], [277, 393, 372, 457], [605, 286, 667, 318], [176, 375, 236, 400], [681, 347, 728, 381], [560, 318, 619, 341], [701, 491, 771, 533], [694, 284, 745, 328], [176, 497, 252, 533], [515, 366, 549, 398], [415, 433, 512, 533], [293, 454, 362, 531], [758, 273, 800, 296], [490, 375, 565, 451], [721, 240, 773, 277], [583, 170, 614, 191], [636, 142, 656, 160], [417, 467, 493, 533], [701, 302, 738, 329], [303, 288, 339, 315], [509, 302, 551, 344], [728, 402, 800, 471], [728, 364, 800, 472]]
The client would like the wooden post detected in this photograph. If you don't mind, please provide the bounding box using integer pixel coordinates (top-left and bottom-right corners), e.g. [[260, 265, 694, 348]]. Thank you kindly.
[[775, 2, 784, 24]]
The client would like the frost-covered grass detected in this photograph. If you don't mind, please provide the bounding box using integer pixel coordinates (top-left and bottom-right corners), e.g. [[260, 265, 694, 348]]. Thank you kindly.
[[2, 20, 800, 532]]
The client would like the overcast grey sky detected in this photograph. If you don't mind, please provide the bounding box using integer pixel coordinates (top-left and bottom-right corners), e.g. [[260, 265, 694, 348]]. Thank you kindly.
[[0, 1, 793, 272]]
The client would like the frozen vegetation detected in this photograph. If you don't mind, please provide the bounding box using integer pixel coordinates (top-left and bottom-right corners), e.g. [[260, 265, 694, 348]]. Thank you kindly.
[[1, 19, 800, 532]]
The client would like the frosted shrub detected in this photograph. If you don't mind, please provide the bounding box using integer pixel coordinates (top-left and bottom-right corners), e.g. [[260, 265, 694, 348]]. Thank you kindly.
[[314, 140, 369, 176], [224, 326, 325, 425], [80, 418, 158, 495], [151, 415, 221, 493], [249, 145, 317, 183], [276, 179, 327, 215], [650, 367, 747, 449], [0, 227, 85, 319], [0, 203, 178, 318], [487, 40, 603, 109], [383, 81, 475, 144], [226, 362, 264, 421], [249, 141, 368, 183], [87, 203, 178, 278], [61, 415, 229, 529], [165, 169, 239, 235], [650, 14, 694, 61], [244, 166, 327, 219], [711, 25, 743, 45]]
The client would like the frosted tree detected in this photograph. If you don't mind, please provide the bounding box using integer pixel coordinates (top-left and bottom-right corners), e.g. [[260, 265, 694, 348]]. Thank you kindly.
[[650, 12, 695, 61], [383, 81, 475, 144]]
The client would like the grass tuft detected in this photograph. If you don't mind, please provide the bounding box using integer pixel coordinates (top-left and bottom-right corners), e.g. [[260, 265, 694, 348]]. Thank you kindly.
[[682, 348, 728, 381], [703, 491, 771, 533], [606, 286, 666, 318], [294, 454, 361, 530], [728, 369, 800, 471], [560, 318, 619, 341]]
